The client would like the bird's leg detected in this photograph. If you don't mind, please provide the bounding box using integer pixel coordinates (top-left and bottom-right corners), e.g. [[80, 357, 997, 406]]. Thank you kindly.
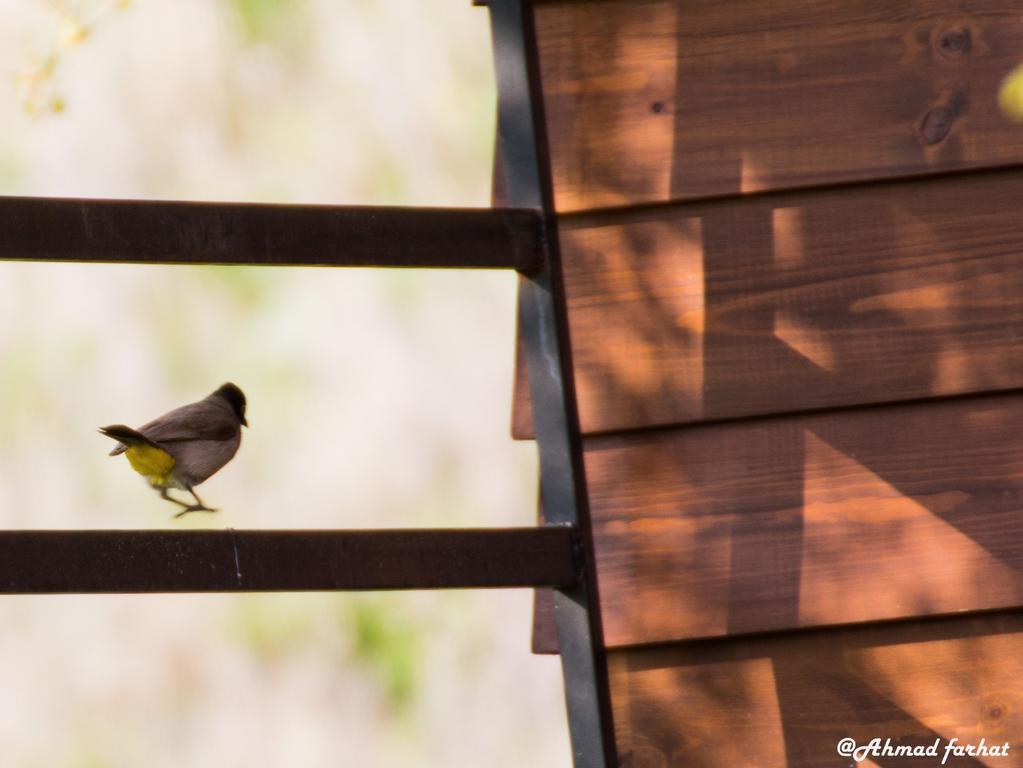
[[183, 488, 218, 515], [157, 487, 194, 512], [156, 486, 216, 519]]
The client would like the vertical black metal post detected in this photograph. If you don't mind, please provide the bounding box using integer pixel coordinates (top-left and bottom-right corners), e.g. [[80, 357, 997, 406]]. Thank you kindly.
[[487, 1, 617, 766]]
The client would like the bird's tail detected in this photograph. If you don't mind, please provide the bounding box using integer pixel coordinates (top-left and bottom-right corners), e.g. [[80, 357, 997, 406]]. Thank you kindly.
[[98, 424, 162, 457]]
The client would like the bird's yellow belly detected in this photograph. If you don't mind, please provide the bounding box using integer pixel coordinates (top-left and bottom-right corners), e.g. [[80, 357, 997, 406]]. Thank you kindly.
[[124, 443, 176, 486]]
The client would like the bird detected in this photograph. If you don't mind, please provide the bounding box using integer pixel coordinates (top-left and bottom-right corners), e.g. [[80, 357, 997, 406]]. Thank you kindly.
[[99, 383, 248, 518]]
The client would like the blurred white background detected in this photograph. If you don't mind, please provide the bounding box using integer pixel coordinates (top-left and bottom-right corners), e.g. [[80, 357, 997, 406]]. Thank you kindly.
[[0, 1, 567, 765]]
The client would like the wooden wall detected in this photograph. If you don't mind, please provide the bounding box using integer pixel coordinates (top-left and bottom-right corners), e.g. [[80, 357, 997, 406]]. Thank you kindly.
[[515, 0, 1023, 764]]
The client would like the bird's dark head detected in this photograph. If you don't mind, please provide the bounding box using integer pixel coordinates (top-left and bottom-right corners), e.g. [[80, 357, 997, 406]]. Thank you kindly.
[[214, 382, 248, 427]]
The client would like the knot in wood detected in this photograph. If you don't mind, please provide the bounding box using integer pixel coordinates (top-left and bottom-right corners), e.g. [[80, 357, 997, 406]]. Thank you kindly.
[[938, 27, 971, 55], [921, 106, 954, 144], [985, 701, 1006, 721]]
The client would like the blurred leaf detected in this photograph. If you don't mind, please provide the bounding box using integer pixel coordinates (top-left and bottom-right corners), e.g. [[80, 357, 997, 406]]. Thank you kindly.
[[230, 0, 305, 45], [228, 594, 318, 660], [200, 265, 280, 310], [0, 153, 24, 191], [1000, 64, 1023, 122], [70, 750, 112, 768], [59, 17, 89, 47], [346, 596, 421, 712]]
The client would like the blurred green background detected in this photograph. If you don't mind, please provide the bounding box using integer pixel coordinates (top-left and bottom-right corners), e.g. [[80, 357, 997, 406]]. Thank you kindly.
[[0, 1, 568, 765]]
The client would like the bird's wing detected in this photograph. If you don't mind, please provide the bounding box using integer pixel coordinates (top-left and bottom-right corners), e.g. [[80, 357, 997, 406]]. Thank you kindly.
[[139, 400, 238, 444]]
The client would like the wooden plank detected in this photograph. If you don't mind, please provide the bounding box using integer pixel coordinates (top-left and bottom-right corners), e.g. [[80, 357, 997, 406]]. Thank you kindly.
[[577, 393, 1023, 647], [512, 310, 534, 439], [494, 110, 562, 653], [0, 196, 543, 270], [532, 587, 559, 654], [514, 168, 1023, 436], [0, 528, 578, 593], [610, 611, 1023, 768], [535, 0, 1023, 211], [530, 497, 560, 654]]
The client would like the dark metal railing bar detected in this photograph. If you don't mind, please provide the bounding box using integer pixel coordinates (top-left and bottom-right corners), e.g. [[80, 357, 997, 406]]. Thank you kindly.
[[0, 527, 578, 593], [0, 196, 544, 270], [487, 1, 619, 766]]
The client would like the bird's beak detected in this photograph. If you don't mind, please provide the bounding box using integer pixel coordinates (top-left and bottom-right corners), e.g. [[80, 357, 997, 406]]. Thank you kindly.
[[242, 416, 249, 427]]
